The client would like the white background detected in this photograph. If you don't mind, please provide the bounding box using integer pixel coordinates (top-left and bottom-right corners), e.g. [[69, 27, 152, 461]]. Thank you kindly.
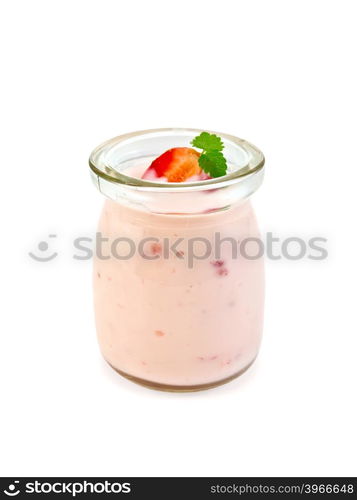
[[1, 0, 356, 477]]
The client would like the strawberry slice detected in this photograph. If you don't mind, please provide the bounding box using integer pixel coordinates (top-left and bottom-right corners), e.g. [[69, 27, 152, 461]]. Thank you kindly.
[[143, 147, 202, 182]]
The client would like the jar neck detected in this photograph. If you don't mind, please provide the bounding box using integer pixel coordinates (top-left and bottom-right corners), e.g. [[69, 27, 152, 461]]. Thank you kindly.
[[89, 128, 265, 214], [93, 167, 263, 216]]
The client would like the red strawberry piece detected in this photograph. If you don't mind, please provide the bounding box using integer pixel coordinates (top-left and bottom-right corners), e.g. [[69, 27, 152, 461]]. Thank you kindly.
[[217, 267, 229, 276], [211, 260, 224, 267], [211, 260, 225, 268], [150, 242, 162, 255], [142, 147, 201, 182]]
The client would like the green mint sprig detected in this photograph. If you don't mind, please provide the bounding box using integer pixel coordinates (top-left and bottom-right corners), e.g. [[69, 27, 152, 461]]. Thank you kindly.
[[191, 132, 228, 178]]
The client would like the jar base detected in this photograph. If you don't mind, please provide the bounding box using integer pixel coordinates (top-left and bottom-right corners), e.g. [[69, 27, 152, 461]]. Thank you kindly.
[[105, 357, 256, 392]]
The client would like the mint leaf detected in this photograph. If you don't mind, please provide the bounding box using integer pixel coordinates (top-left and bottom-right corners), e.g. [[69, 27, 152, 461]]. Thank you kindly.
[[199, 151, 227, 178], [191, 132, 224, 152], [191, 131, 228, 177]]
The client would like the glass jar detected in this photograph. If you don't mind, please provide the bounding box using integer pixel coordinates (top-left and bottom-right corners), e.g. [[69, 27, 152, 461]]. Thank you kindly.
[[89, 128, 265, 391]]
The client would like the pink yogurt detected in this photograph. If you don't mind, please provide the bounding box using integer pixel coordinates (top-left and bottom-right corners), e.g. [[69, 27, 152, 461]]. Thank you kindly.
[[90, 129, 265, 390]]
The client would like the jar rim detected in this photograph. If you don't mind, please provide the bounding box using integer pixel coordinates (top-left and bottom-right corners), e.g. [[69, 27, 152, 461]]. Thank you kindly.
[[88, 128, 265, 192]]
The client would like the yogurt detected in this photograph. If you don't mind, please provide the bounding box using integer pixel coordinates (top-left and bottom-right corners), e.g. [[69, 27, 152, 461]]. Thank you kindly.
[[90, 129, 265, 390]]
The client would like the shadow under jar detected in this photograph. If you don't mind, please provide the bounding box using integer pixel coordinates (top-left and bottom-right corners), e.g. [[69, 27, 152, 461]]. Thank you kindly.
[[89, 128, 265, 391]]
